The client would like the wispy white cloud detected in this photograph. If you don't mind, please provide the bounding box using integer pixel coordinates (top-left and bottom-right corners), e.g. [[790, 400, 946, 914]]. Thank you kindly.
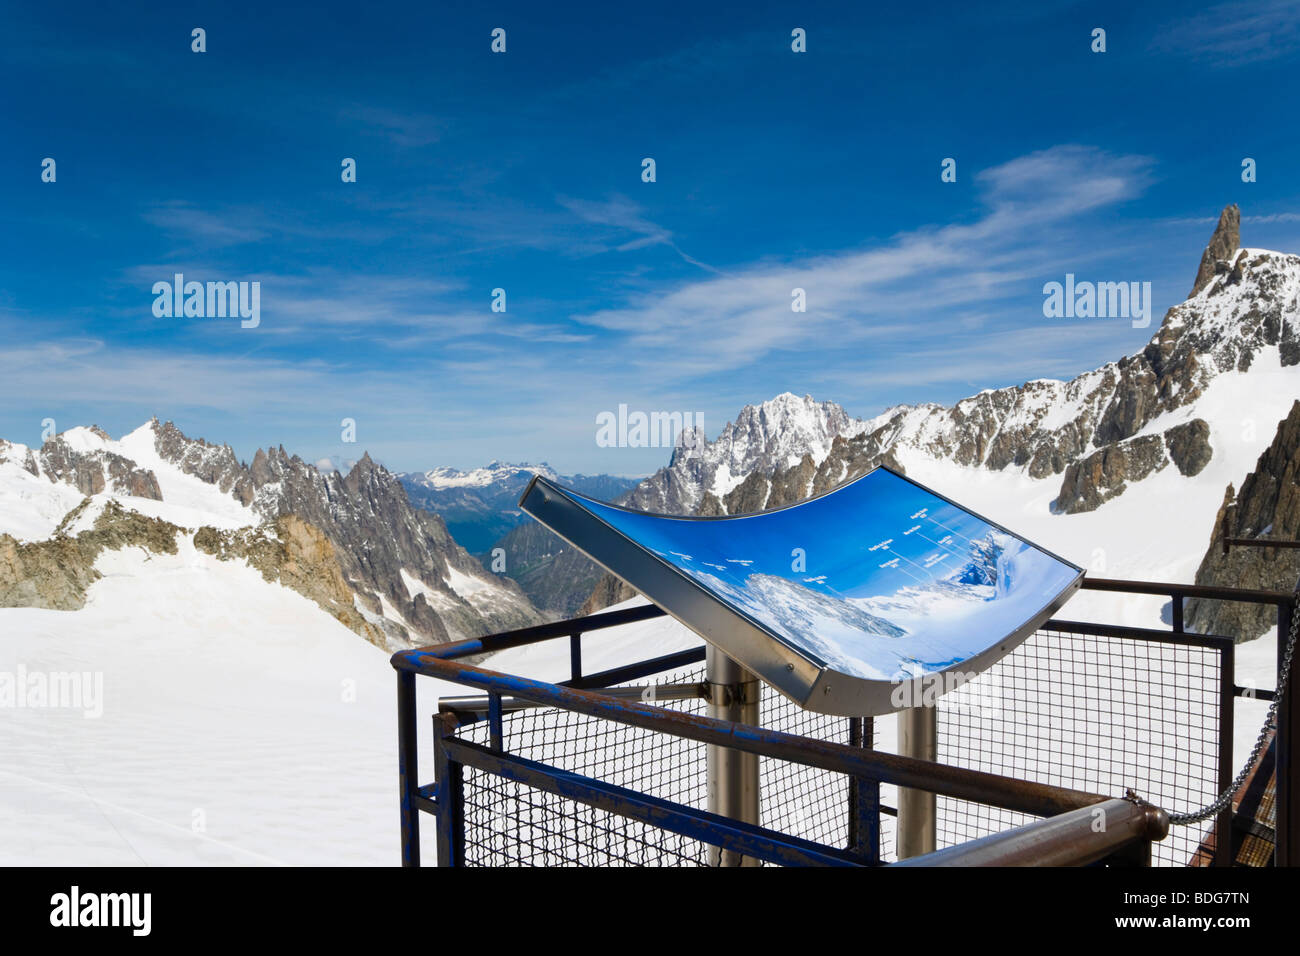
[[114, 263, 592, 348], [1151, 0, 1300, 65], [1166, 211, 1300, 226], [9, 146, 1174, 472], [559, 195, 721, 273], [572, 146, 1156, 378], [141, 202, 269, 248]]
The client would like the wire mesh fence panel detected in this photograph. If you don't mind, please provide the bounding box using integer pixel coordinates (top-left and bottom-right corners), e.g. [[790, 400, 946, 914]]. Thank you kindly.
[[461, 768, 711, 866], [457, 666, 709, 866], [931, 625, 1224, 867], [757, 694, 886, 858], [450, 624, 1220, 866], [454, 664, 875, 866]]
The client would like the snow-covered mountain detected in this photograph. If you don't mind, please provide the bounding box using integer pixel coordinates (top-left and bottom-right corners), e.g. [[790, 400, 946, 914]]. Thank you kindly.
[[586, 206, 1300, 621], [2, 204, 1291, 865], [404, 460, 558, 491], [622, 392, 864, 515], [0, 421, 543, 651]]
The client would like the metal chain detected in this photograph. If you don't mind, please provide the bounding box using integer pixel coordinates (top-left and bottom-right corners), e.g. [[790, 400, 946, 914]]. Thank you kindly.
[[1168, 589, 1300, 826]]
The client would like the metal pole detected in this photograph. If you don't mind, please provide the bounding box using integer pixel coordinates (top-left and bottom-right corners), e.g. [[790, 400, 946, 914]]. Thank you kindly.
[[706, 644, 760, 866], [897, 704, 937, 859], [432, 711, 464, 867], [848, 716, 880, 863], [892, 797, 1168, 867], [397, 670, 421, 867], [1216, 639, 1235, 866]]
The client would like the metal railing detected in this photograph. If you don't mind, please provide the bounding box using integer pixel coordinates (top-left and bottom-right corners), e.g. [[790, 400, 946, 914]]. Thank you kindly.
[[391, 578, 1299, 867]]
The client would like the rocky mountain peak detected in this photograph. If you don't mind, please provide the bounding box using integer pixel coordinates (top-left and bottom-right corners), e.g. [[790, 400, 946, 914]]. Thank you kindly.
[[1186, 400, 1300, 640], [579, 205, 1300, 613], [143, 421, 544, 647], [624, 392, 861, 515], [1191, 203, 1242, 297], [33, 429, 163, 501]]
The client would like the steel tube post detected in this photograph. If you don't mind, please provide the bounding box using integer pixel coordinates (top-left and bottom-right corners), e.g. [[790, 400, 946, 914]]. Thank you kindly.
[[1216, 639, 1235, 866], [848, 716, 880, 863], [397, 670, 420, 866], [897, 704, 937, 859], [706, 644, 760, 866], [432, 712, 464, 867]]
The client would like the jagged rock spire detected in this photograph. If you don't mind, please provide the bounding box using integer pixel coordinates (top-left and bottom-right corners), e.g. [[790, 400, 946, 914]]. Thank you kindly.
[[1191, 203, 1241, 297]]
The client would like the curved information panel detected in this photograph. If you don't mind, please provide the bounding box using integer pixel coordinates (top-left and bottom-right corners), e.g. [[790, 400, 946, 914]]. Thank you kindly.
[[520, 466, 1083, 716]]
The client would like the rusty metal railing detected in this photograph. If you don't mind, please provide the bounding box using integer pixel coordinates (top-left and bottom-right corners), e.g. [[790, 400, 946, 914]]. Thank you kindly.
[[390, 576, 1297, 867]]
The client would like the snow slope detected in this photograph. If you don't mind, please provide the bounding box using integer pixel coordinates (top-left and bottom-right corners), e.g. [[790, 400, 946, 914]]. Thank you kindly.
[[896, 347, 1300, 629], [0, 423, 254, 542], [0, 526, 1277, 868], [0, 538, 489, 865], [0, 441, 84, 541]]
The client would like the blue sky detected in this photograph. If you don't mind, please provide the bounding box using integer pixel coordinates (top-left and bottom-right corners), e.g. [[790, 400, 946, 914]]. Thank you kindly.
[[3, 0, 1299, 476]]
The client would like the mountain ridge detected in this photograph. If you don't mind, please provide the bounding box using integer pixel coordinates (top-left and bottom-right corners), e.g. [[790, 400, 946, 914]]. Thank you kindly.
[[581, 205, 1300, 617], [0, 420, 544, 649]]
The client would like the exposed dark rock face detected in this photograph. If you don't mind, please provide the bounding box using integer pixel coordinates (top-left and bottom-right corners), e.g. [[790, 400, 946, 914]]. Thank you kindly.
[[194, 515, 388, 649], [2, 495, 393, 649], [3, 418, 544, 648], [1165, 419, 1214, 477], [492, 518, 610, 618], [622, 393, 861, 516], [1186, 401, 1300, 641], [151, 425, 543, 646], [1056, 435, 1168, 514], [36, 434, 162, 500], [154, 420, 256, 505], [1054, 419, 1215, 514], [578, 573, 637, 617], [1192, 203, 1241, 297]]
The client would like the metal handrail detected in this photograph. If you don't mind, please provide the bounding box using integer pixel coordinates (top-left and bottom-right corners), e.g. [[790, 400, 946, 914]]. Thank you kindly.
[[394, 652, 1122, 819], [892, 798, 1169, 867], [392, 576, 1298, 867]]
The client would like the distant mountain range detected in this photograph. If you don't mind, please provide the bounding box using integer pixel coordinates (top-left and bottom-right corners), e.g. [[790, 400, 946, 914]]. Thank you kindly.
[[397, 463, 638, 555], [0, 422, 543, 650], [581, 205, 1300, 637], [4, 204, 1294, 656]]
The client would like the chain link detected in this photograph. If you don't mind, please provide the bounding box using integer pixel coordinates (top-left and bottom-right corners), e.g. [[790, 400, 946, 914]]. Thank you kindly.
[[1168, 589, 1300, 826]]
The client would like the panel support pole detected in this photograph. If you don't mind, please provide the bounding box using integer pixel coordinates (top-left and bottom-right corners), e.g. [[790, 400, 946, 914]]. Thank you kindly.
[[897, 704, 937, 859], [706, 645, 761, 866]]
